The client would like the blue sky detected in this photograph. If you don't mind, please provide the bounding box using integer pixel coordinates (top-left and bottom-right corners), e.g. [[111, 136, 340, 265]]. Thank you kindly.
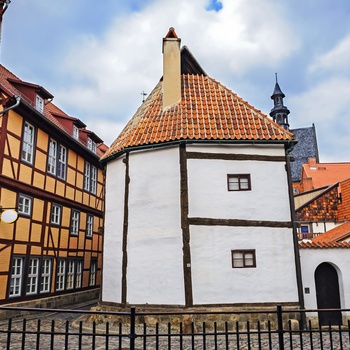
[[1, 0, 350, 162]]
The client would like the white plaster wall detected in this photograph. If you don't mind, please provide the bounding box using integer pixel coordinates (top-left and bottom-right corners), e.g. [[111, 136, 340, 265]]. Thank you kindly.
[[102, 158, 126, 303], [300, 249, 350, 311], [186, 144, 291, 221], [191, 226, 298, 304], [126, 147, 185, 305]]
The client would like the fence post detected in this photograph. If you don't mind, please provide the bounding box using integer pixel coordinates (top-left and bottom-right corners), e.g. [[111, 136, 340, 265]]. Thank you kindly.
[[129, 307, 136, 350], [277, 305, 285, 350]]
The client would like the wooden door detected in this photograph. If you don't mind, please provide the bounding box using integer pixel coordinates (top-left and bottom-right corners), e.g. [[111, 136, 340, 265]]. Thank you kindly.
[[315, 262, 342, 326]]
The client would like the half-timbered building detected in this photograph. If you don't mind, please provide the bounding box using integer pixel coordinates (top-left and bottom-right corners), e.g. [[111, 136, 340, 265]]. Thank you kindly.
[[100, 28, 302, 309], [0, 64, 106, 306]]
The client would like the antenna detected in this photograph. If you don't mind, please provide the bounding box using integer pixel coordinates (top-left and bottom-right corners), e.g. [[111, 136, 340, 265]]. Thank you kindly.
[[141, 91, 147, 103], [275, 72, 278, 84]]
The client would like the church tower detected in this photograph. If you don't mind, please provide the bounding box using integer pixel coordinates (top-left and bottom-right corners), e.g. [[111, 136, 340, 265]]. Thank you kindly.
[[270, 74, 290, 130]]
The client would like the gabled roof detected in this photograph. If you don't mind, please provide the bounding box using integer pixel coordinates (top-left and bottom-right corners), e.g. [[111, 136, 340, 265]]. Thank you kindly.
[[289, 124, 319, 182], [312, 221, 350, 244], [102, 51, 295, 161]]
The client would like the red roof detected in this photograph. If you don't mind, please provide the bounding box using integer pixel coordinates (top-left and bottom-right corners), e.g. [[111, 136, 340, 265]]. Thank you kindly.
[[0, 64, 106, 157], [300, 158, 350, 191], [299, 240, 350, 249], [102, 73, 294, 160], [311, 221, 350, 243]]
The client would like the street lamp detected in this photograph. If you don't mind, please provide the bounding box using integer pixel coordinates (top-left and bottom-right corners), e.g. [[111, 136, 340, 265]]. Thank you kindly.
[[0, 207, 18, 223]]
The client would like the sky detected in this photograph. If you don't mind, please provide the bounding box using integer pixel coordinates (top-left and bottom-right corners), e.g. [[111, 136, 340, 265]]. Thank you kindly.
[[1, 0, 350, 162]]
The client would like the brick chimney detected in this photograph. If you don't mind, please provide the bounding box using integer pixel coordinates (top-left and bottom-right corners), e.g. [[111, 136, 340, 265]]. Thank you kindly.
[[162, 27, 181, 109]]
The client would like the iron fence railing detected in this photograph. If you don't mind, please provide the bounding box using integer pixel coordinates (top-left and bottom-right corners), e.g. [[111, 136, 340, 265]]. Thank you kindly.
[[0, 305, 350, 349]]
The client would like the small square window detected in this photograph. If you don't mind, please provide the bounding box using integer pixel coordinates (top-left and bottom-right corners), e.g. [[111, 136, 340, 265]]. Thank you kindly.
[[227, 174, 251, 191], [232, 250, 256, 268], [18, 194, 32, 216]]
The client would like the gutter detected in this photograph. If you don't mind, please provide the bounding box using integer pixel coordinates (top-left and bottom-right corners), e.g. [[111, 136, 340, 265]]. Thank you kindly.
[[101, 139, 297, 165], [0, 95, 20, 115]]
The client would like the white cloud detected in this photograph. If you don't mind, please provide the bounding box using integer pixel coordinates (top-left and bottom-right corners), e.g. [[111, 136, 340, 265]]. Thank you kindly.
[[55, 0, 300, 144], [309, 34, 350, 74], [290, 78, 350, 162]]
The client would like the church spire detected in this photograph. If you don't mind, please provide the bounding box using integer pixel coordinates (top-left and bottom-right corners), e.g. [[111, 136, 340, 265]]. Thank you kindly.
[[269, 73, 290, 130]]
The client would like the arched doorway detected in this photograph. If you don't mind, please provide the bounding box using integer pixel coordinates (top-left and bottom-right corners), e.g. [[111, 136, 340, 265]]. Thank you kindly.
[[315, 262, 342, 326]]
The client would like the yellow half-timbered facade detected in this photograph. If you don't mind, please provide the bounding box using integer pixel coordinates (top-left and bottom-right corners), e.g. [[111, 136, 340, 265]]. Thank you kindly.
[[0, 65, 106, 306]]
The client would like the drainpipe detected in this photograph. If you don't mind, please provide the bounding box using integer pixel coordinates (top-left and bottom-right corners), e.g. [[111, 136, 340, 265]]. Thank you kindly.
[[286, 154, 306, 328], [0, 95, 20, 115]]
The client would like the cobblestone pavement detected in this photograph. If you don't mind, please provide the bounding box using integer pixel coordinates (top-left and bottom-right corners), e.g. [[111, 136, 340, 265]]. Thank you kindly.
[[0, 305, 349, 349]]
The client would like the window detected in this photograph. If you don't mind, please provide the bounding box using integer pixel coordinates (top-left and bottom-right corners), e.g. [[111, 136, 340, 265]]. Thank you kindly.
[[75, 261, 83, 288], [227, 174, 251, 191], [231, 250, 256, 268], [26, 258, 39, 295], [48, 139, 67, 180], [9, 257, 24, 297], [18, 194, 32, 216], [57, 145, 67, 179], [84, 162, 97, 194], [56, 260, 66, 291], [73, 125, 79, 140], [70, 210, 80, 235], [87, 138, 97, 153], [89, 260, 97, 286], [47, 139, 57, 175], [84, 162, 90, 191], [35, 94, 44, 113], [40, 259, 52, 293], [51, 204, 61, 225], [66, 260, 75, 290], [86, 215, 93, 238], [91, 166, 97, 194], [21, 121, 35, 164]]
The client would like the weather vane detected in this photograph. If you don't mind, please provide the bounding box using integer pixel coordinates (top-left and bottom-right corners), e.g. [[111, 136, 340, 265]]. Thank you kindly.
[[141, 91, 147, 103]]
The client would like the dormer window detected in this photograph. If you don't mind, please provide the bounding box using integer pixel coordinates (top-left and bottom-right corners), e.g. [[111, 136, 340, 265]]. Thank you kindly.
[[35, 94, 44, 113], [73, 125, 79, 140], [87, 138, 97, 153]]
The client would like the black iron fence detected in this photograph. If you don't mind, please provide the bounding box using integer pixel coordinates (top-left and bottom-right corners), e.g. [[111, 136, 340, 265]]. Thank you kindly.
[[0, 305, 350, 349]]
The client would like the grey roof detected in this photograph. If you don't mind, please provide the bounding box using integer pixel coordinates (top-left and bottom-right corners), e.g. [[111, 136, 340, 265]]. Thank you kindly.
[[290, 124, 319, 182]]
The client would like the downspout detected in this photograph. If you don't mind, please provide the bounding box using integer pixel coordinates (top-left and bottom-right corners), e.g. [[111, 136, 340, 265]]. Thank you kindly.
[[286, 154, 306, 328], [0, 95, 20, 115]]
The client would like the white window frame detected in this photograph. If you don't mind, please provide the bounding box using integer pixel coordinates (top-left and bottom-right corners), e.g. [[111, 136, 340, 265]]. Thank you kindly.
[[35, 94, 44, 113], [73, 125, 79, 140], [70, 210, 80, 236], [9, 257, 24, 297], [18, 194, 32, 216], [86, 215, 93, 238], [87, 138, 97, 153], [89, 260, 97, 286], [26, 258, 39, 295], [40, 258, 52, 293], [21, 121, 35, 164], [84, 162, 91, 191], [56, 260, 66, 291], [51, 204, 61, 225], [47, 139, 57, 175], [91, 166, 97, 194], [66, 260, 75, 290], [57, 144, 67, 180], [75, 261, 83, 288]]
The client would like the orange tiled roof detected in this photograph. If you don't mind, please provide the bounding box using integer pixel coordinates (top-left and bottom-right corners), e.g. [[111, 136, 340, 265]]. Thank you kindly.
[[299, 240, 350, 249], [301, 158, 350, 191], [311, 221, 350, 243], [0, 64, 106, 158], [102, 74, 294, 160]]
